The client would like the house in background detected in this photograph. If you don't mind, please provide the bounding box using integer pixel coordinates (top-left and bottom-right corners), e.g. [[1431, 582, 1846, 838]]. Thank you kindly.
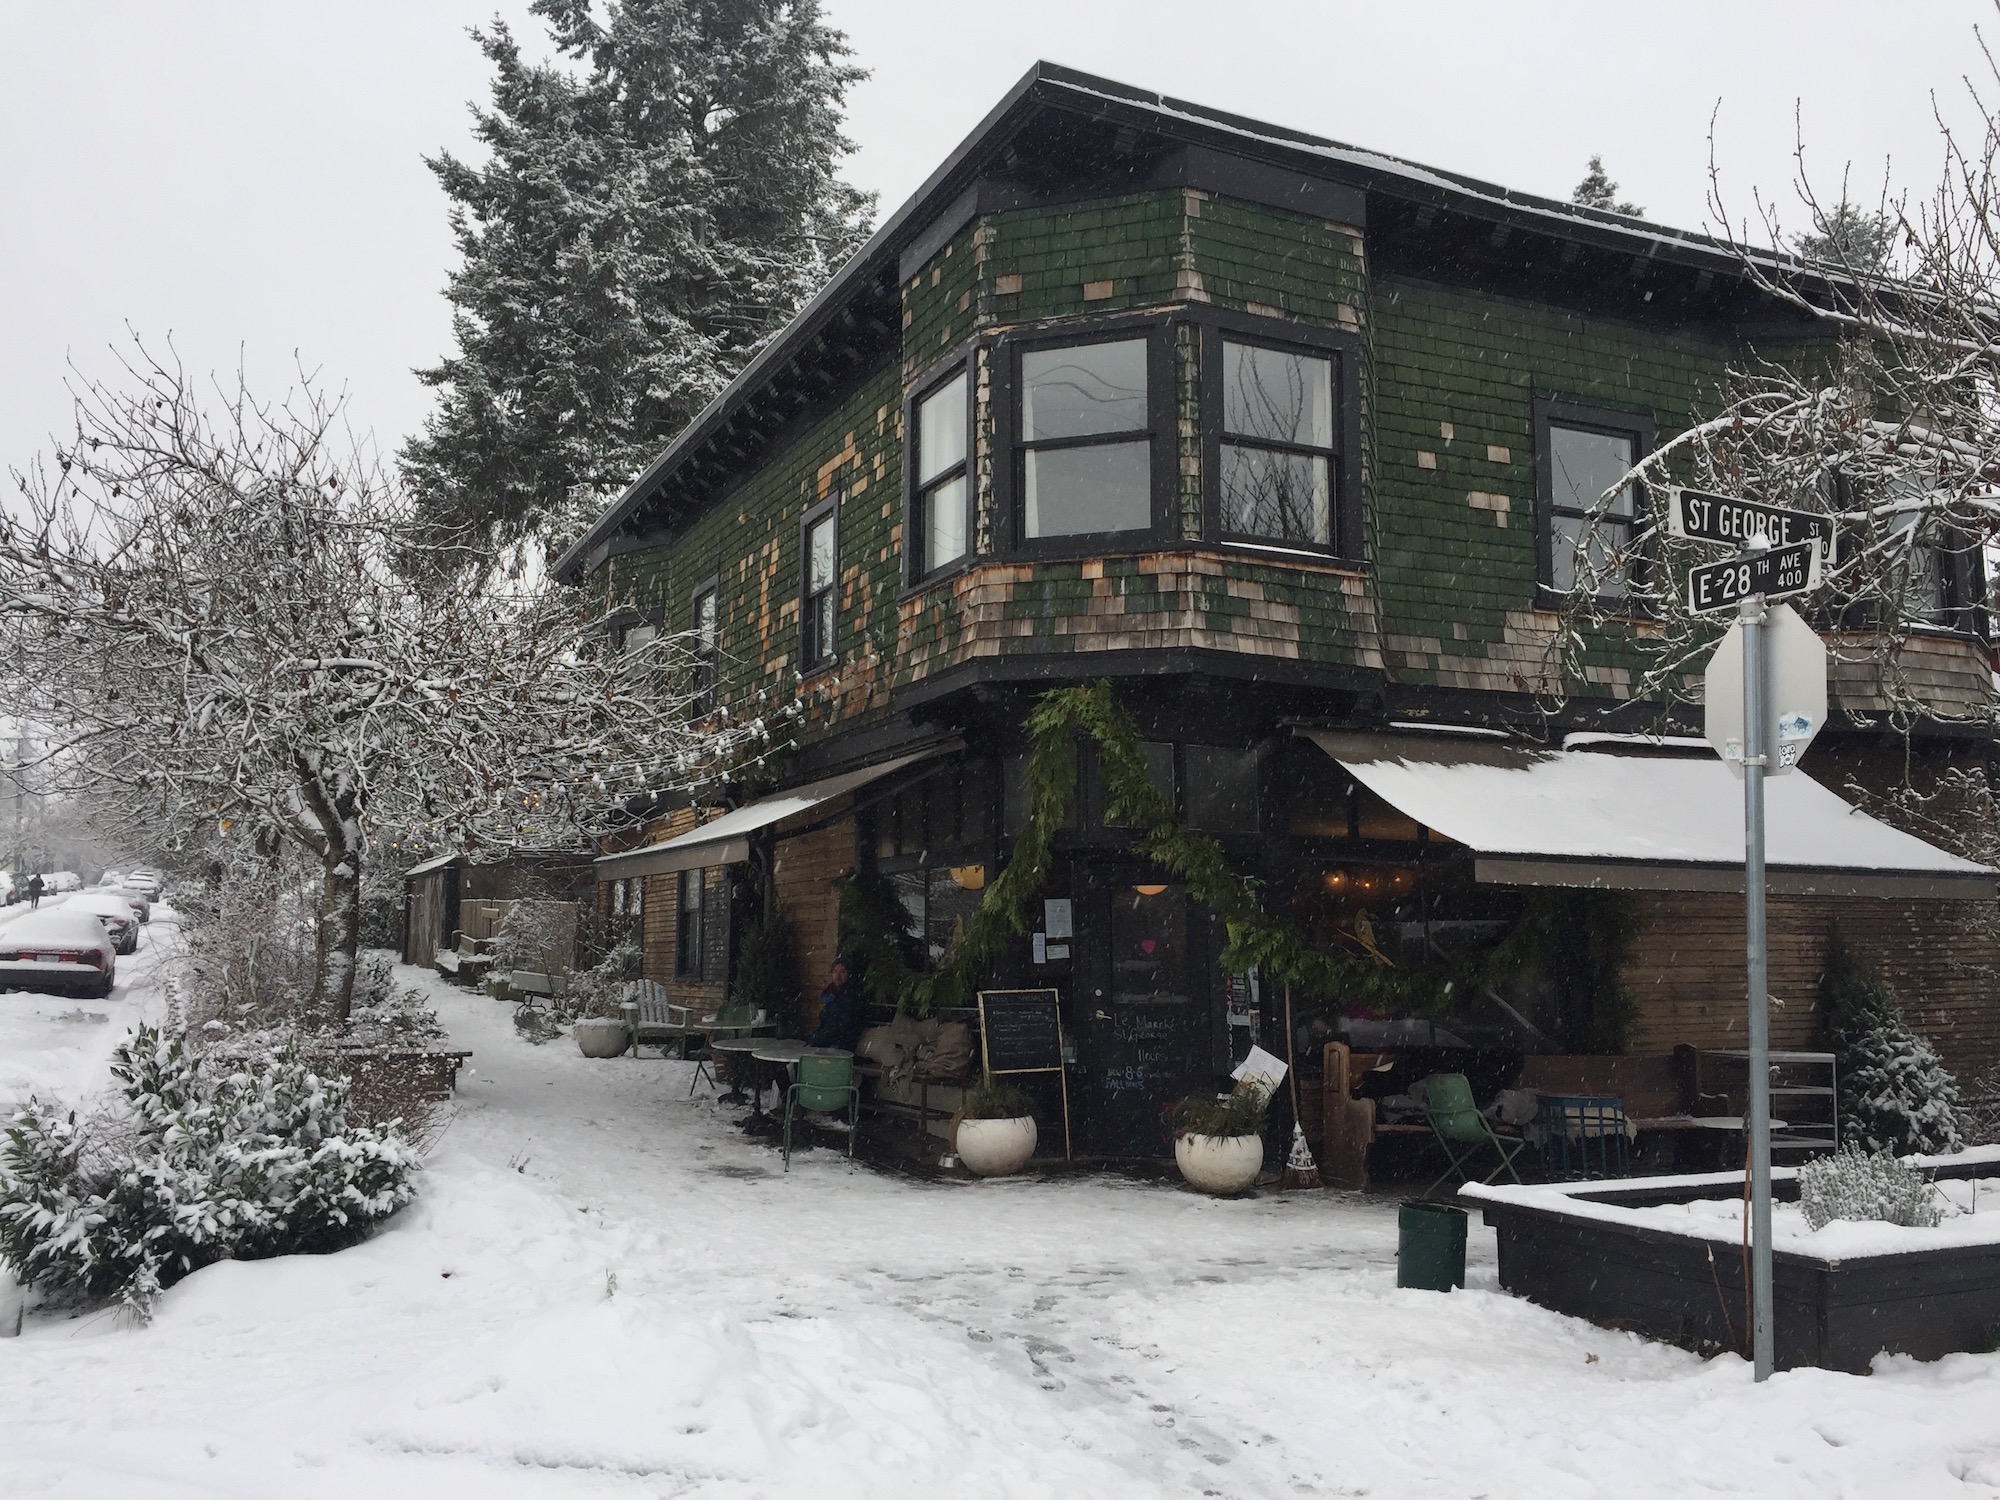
[[562, 64, 1997, 1158]]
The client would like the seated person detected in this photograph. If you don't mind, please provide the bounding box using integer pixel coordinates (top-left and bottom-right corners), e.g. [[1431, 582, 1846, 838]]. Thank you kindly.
[[808, 955, 869, 1051]]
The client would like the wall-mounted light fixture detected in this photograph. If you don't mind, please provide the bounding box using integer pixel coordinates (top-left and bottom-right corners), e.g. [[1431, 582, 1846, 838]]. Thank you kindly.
[[1132, 883, 1168, 897], [950, 865, 986, 891]]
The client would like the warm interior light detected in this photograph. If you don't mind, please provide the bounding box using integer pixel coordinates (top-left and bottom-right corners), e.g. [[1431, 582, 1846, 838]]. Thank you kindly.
[[1325, 871, 1348, 889], [950, 865, 986, 891], [1133, 883, 1168, 897]]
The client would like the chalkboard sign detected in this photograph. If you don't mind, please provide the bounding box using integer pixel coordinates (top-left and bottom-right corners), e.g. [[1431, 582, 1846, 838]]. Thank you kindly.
[[978, 989, 1064, 1074], [976, 988, 1071, 1160]]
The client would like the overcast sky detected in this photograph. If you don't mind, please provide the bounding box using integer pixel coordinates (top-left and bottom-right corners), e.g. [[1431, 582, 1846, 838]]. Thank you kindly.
[[2, 1, 1994, 479]]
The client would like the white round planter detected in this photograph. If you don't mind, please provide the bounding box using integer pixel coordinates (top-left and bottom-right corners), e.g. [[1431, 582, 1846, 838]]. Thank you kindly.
[[1175, 1133, 1264, 1195], [574, 1018, 631, 1059], [956, 1116, 1038, 1177]]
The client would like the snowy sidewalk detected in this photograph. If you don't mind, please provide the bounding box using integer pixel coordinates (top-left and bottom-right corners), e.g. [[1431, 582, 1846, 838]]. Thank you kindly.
[[3, 963, 1999, 1497]]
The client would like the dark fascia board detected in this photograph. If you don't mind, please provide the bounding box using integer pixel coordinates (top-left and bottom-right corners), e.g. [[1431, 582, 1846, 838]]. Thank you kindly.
[[553, 61, 1823, 585]]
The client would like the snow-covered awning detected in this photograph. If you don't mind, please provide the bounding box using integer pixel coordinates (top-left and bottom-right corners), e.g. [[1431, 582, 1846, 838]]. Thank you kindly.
[[1301, 731, 1997, 900], [403, 852, 465, 879], [594, 744, 960, 880]]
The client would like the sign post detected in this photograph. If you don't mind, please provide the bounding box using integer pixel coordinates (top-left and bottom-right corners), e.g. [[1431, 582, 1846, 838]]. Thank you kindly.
[[1682, 494, 1831, 1385]]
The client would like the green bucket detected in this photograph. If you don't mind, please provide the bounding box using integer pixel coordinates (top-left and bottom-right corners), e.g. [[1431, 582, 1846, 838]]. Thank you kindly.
[[1397, 1200, 1468, 1291]]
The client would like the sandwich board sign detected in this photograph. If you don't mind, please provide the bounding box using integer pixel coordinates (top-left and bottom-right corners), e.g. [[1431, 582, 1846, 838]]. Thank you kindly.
[[1703, 602, 1827, 776]]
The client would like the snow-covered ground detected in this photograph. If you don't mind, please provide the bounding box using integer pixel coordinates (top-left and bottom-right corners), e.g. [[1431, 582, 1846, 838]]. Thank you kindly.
[[3, 961, 2000, 1497]]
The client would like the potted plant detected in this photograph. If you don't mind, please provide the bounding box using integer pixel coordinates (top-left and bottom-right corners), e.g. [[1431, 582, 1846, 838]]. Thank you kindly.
[[1170, 1089, 1270, 1195], [954, 1078, 1038, 1177]]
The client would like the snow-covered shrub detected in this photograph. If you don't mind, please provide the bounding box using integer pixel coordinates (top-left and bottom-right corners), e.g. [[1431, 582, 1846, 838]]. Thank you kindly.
[[1799, 1146, 1943, 1231], [492, 899, 577, 978], [556, 937, 641, 1023], [1817, 931, 1965, 1156], [0, 1025, 421, 1316]]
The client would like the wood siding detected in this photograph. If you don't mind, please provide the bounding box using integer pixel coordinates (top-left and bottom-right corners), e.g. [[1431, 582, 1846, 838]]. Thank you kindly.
[[1625, 891, 2000, 1084], [770, 793, 858, 1037]]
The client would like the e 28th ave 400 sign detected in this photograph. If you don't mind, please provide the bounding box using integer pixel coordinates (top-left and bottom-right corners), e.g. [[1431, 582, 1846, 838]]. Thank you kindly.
[[1686, 538, 1821, 614]]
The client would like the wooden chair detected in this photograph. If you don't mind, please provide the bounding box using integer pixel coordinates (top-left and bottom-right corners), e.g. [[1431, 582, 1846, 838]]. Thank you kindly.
[[620, 979, 702, 1059]]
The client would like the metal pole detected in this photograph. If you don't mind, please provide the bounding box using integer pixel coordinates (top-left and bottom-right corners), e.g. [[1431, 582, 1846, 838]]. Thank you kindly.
[[1740, 577, 1775, 1382]]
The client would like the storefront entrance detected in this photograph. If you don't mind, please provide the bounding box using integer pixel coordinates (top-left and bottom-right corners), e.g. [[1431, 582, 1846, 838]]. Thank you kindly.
[[1074, 873, 1220, 1156]]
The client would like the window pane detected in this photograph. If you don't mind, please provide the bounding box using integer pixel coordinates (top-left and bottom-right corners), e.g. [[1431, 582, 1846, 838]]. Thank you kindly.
[[1888, 508, 1948, 622], [1022, 340, 1148, 440], [1024, 442, 1150, 536], [1220, 445, 1330, 545], [808, 515, 835, 593], [918, 372, 967, 484], [925, 868, 982, 966], [695, 591, 717, 650], [1112, 885, 1190, 1005], [924, 474, 967, 571], [1223, 342, 1332, 447], [812, 589, 835, 661], [1550, 424, 1636, 518], [621, 621, 659, 652], [1187, 745, 1259, 831], [1551, 513, 1631, 597]]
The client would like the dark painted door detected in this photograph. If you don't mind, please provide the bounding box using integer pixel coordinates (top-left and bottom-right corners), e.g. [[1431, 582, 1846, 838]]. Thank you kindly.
[[1077, 874, 1216, 1156]]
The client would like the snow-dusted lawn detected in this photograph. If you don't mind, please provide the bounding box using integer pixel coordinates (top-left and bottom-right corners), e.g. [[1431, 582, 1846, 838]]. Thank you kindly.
[[3, 963, 2000, 1498]]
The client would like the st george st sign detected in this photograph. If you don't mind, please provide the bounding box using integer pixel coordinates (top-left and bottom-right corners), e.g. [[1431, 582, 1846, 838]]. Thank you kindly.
[[1668, 487, 1833, 558]]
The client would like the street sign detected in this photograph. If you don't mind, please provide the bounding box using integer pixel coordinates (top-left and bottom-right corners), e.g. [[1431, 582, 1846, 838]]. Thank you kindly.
[[1687, 539, 1821, 614], [1669, 487, 1832, 557], [1704, 602, 1827, 776]]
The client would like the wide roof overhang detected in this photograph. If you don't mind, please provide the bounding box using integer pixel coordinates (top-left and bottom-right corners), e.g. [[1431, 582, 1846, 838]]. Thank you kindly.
[[1302, 731, 1997, 900], [594, 745, 958, 880]]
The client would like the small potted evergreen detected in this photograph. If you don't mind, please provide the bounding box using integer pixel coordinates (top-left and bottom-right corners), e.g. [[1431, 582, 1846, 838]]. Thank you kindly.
[[1170, 1088, 1270, 1195], [954, 1078, 1038, 1177]]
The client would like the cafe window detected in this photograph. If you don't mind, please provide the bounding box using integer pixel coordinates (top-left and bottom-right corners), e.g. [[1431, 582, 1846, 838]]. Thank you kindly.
[[673, 867, 704, 977], [1186, 745, 1260, 832], [912, 368, 970, 577], [801, 500, 838, 672], [1017, 337, 1153, 539], [689, 583, 719, 717], [1536, 399, 1653, 599], [1219, 340, 1338, 549]]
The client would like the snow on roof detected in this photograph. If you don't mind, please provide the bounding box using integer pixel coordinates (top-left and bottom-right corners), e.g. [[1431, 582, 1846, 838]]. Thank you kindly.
[[404, 852, 464, 878], [1303, 731, 1993, 886]]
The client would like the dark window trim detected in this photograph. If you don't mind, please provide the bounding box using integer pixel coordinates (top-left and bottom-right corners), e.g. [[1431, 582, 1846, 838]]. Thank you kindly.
[[688, 575, 721, 718], [799, 492, 840, 676], [994, 311, 1178, 556], [903, 355, 976, 588], [614, 605, 665, 653], [673, 866, 704, 978], [1533, 394, 1656, 608], [1196, 308, 1363, 561]]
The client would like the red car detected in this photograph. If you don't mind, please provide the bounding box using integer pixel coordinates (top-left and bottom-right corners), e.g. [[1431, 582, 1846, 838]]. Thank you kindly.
[[0, 910, 118, 998]]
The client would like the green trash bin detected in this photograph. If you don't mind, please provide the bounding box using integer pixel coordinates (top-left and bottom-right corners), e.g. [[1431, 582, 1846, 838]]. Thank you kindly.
[[1397, 1200, 1467, 1291]]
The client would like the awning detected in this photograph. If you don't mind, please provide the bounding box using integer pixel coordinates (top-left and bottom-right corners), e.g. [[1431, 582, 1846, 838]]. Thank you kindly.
[[403, 852, 464, 879], [594, 744, 958, 880], [1302, 730, 1997, 900]]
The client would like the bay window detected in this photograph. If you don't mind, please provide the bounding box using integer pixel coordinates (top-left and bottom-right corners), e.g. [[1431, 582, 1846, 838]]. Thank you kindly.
[[1218, 340, 1337, 548], [1018, 337, 1153, 539], [913, 369, 969, 576]]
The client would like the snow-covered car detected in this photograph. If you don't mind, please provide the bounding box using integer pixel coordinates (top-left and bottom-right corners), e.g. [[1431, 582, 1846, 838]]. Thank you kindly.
[[125, 869, 163, 900], [0, 910, 117, 997], [66, 892, 141, 954], [45, 871, 83, 894], [98, 870, 124, 888], [0, 871, 15, 905], [102, 884, 151, 923]]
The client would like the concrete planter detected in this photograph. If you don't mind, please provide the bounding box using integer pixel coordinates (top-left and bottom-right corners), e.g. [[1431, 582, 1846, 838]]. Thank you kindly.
[[957, 1116, 1038, 1176], [574, 1018, 631, 1059], [1175, 1133, 1264, 1195]]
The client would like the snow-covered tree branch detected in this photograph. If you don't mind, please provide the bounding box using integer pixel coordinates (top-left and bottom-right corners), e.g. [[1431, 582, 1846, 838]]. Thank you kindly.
[[0, 341, 787, 1018]]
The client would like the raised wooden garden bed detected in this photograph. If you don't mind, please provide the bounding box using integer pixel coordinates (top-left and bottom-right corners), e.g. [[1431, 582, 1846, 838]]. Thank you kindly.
[[1463, 1146, 2000, 1374]]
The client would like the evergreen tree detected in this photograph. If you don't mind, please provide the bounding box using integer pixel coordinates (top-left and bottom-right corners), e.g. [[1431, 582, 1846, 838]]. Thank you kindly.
[[1570, 155, 1643, 217], [402, 0, 875, 556], [1791, 201, 1897, 273], [1818, 929, 1965, 1156]]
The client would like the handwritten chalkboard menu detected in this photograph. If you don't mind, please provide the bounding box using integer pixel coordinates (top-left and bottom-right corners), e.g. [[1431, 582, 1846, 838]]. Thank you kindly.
[[976, 988, 1072, 1159], [978, 989, 1063, 1074]]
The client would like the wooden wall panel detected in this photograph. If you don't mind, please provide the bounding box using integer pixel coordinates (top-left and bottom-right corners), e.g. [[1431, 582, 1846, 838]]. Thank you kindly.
[[1625, 891, 2000, 1085], [771, 793, 858, 1037]]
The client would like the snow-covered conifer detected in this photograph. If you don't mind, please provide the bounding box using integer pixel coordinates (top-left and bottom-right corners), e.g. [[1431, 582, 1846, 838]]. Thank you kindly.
[[401, 0, 875, 555], [1818, 931, 1965, 1157]]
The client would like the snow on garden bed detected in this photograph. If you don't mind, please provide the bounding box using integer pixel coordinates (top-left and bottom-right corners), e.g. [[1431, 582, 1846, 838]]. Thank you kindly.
[[1463, 1146, 2000, 1261]]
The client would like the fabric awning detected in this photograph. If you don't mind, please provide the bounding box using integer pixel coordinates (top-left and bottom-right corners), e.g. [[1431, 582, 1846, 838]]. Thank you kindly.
[[1302, 730, 1997, 900], [594, 744, 958, 880]]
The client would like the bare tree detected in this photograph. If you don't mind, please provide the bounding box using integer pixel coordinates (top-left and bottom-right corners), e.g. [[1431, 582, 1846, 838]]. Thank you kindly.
[[1552, 38, 2000, 731], [0, 341, 787, 1018]]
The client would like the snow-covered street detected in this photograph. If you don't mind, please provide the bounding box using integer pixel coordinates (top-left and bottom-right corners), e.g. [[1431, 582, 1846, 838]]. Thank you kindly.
[[0, 962, 1994, 1498]]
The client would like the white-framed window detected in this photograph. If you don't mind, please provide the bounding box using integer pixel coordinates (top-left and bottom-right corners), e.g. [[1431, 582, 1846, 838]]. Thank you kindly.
[[801, 501, 838, 670], [914, 370, 969, 575]]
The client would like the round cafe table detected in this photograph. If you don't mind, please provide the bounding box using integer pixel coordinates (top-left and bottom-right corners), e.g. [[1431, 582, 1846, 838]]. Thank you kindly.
[[707, 1037, 767, 1106]]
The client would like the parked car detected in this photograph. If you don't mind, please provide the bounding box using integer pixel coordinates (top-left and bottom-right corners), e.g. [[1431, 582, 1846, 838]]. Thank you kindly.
[[102, 884, 151, 924], [99, 870, 124, 887], [67, 892, 140, 954], [0, 872, 15, 905], [125, 870, 163, 900], [0, 910, 117, 997], [44, 871, 83, 894]]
